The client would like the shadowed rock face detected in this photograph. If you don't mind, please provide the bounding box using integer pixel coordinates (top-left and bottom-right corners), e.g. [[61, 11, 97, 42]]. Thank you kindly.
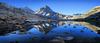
[[84, 12, 100, 27], [0, 18, 17, 35]]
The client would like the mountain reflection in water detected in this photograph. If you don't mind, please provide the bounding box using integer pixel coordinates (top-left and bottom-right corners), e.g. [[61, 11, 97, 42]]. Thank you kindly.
[[0, 21, 100, 43]]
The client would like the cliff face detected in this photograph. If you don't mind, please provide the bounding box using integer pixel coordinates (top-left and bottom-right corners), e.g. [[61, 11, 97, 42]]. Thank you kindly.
[[84, 12, 100, 27]]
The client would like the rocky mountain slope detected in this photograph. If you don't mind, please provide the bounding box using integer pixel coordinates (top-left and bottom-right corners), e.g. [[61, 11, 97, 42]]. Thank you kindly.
[[0, 2, 47, 35]]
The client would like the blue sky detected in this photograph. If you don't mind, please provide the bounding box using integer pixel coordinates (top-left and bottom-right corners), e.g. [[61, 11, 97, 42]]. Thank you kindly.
[[0, 0, 100, 15]]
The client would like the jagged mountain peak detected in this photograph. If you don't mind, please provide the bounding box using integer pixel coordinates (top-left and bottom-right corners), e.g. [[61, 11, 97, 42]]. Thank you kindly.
[[35, 5, 56, 15], [44, 5, 51, 9], [40, 5, 53, 12], [35, 5, 59, 20]]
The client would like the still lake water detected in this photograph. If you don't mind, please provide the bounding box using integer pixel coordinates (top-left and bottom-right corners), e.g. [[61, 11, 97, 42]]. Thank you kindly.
[[0, 21, 100, 43]]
